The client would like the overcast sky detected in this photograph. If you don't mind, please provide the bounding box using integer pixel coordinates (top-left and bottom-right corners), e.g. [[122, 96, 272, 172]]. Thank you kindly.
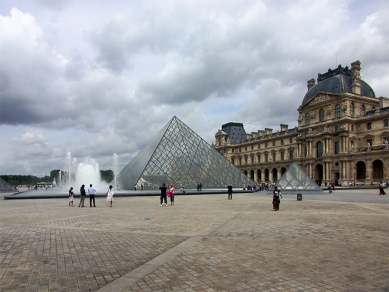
[[1, 0, 388, 177]]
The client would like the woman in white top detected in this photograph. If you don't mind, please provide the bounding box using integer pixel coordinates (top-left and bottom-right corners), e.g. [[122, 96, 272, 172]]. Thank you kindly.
[[106, 185, 114, 207]]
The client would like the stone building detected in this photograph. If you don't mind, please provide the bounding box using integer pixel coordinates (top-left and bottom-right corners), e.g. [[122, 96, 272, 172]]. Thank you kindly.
[[214, 61, 389, 186]]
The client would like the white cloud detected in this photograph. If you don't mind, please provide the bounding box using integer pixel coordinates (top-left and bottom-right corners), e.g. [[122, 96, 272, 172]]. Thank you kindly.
[[0, 1, 388, 177]]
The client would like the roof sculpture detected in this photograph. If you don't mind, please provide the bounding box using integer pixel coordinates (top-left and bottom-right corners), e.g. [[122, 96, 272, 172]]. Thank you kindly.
[[275, 162, 322, 193], [117, 116, 255, 190]]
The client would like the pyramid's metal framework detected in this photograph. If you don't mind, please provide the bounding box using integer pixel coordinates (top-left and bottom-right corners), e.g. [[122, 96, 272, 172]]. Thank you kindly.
[[117, 116, 255, 190], [276, 162, 322, 193]]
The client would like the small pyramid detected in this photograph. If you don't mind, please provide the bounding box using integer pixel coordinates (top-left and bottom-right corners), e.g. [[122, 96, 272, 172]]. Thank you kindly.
[[117, 116, 255, 190], [0, 177, 13, 191], [276, 162, 322, 192]]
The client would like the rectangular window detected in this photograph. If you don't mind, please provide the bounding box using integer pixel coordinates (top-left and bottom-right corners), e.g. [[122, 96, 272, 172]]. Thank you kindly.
[[281, 152, 284, 161], [367, 122, 372, 130], [251, 145, 254, 150], [304, 146, 308, 157], [265, 142, 268, 147], [351, 125, 354, 131], [265, 154, 268, 162], [335, 125, 339, 132], [384, 119, 388, 127], [289, 137, 293, 143], [289, 149, 294, 160], [281, 139, 284, 145], [272, 141, 275, 146], [272, 153, 276, 161], [334, 141, 339, 154], [232, 149, 234, 153]]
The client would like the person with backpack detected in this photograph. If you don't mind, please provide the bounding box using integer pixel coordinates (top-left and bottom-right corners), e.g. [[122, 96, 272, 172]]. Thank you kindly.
[[272, 186, 282, 211]]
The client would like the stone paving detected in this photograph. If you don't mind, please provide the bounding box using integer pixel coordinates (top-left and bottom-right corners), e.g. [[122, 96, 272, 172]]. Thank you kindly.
[[0, 189, 388, 292]]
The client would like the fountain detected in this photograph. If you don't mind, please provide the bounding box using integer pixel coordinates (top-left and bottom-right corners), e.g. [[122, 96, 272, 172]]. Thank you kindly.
[[113, 153, 118, 190], [75, 158, 107, 191], [62, 153, 111, 192]]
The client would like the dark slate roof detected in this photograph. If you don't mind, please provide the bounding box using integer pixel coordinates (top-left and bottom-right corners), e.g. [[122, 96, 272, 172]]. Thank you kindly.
[[221, 123, 246, 145], [302, 74, 375, 105]]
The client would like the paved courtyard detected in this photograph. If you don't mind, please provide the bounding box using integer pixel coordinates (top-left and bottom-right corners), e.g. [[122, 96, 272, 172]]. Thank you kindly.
[[0, 189, 388, 292]]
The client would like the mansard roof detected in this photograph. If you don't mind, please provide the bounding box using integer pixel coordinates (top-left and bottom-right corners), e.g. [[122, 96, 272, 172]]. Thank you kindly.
[[302, 65, 375, 105]]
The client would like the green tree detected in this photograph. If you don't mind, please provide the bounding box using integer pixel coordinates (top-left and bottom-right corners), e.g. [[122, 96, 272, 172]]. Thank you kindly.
[[100, 170, 114, 183]]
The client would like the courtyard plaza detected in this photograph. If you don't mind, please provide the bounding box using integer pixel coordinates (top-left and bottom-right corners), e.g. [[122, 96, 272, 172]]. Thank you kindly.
[[0, 188, 388, 292]]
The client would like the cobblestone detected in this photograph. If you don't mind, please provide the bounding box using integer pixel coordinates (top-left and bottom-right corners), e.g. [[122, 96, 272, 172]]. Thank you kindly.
[[0, 189, 388, 291]]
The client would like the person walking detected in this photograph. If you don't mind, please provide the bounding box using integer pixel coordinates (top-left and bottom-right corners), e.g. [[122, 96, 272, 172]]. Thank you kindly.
[[328, 182, 333, 193], [68, 187, 74, 206], [169, 183, 175, 206], [379, 181, 386, 195], [159, 183, 167, 206], [79, 184, 86, 207], [88, 184, 97, 207], [227, 184, 233, 200], [272, 186, 282, 211], [106, 185, 114, 207]]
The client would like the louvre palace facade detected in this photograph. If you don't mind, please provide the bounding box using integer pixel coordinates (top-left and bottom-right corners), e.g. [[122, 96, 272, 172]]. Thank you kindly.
[[214, 60, 389, 186]]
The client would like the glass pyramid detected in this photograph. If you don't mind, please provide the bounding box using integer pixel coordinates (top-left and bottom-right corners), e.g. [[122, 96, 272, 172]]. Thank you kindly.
[[276, 162, 322, 192], [117, 116, 255, 190], [0, 177, 13, 191]]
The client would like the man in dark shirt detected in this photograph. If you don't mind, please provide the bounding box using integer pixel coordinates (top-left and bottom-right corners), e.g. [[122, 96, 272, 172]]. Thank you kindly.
[[79, 184, 86, 207], [227, 185, 233, 200], [159, 183, 167, 206]]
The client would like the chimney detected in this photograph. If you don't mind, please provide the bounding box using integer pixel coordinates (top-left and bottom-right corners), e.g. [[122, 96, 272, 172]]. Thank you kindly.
[[258, 130, 265, 137], [280, 124, 289, 132], [351, 60, 361, 94], [307, 79, 315, 91]]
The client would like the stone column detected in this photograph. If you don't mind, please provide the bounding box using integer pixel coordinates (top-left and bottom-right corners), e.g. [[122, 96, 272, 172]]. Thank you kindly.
[[323, 162, 327, 181]]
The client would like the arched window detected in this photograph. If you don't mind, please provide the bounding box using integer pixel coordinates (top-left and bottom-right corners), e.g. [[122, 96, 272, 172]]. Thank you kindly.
[[305, 112, 310, 125], [361, 104, 365, 115], [317, 141, 323, 157], [335, 104, 341, 118], [319, 108, 325, 121], [350, 103, 355, 117]]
